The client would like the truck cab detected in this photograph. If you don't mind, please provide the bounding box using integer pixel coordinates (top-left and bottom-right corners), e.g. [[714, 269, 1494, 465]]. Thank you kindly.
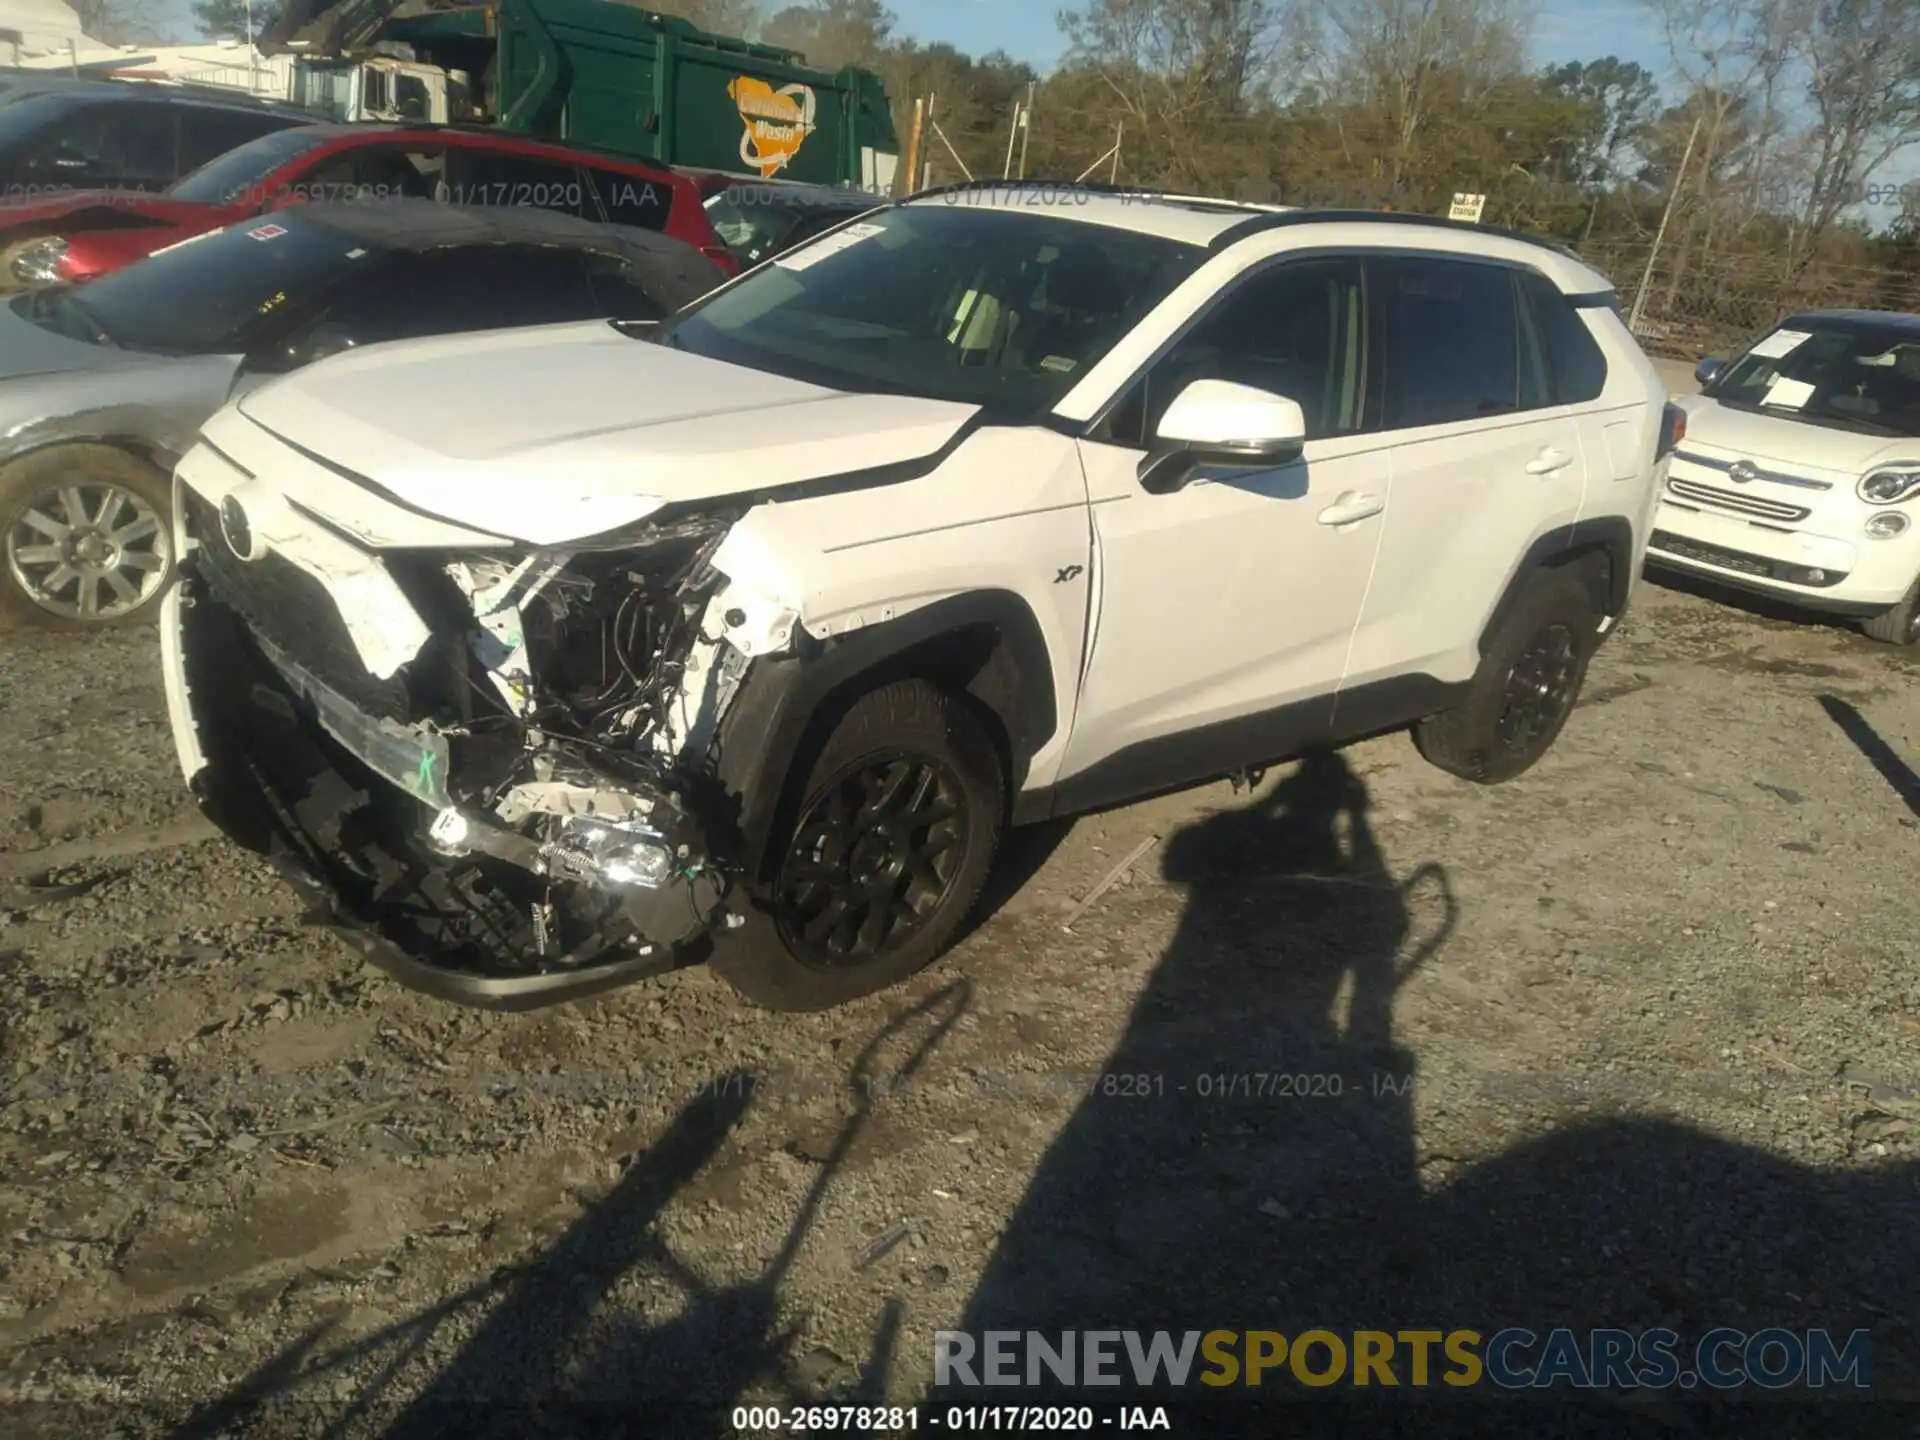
[[289, 55, 472, 125]]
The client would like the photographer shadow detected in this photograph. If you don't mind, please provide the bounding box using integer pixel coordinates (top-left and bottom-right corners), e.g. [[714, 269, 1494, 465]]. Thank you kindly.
[[947, 749, 1453, 1338], [936, 749, 1920, 1431]]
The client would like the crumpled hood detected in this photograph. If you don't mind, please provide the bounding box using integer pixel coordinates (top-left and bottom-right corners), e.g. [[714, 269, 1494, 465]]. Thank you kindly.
[[1678, 393, 1920, 478], [234, 320, 984, 545]]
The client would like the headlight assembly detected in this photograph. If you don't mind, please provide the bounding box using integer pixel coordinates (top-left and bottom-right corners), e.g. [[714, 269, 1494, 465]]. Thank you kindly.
[[10, 235, 68, 286], [1858, 468, 1920, 505]]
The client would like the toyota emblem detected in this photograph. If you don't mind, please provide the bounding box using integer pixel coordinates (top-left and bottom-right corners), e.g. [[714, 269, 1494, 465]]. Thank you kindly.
[[1728, 460, 1759, 484], [218, 494, 256, 561]]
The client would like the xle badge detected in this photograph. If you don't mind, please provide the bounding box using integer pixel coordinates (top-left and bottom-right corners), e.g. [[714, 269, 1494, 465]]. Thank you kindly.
[[1055, 565, 1084, 584]]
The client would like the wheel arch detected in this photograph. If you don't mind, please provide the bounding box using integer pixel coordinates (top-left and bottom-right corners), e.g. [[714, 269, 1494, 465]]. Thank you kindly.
[[0, 428, 182, 483], [712, 589, 1058, 889], [1478, 515, 1634, 656]]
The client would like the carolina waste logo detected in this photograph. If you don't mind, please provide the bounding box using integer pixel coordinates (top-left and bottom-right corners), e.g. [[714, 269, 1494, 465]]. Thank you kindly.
[[729, 76, 817, 177]]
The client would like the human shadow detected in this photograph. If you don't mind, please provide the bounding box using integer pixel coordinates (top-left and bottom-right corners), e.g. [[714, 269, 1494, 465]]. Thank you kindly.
[[935, 750, 1920, 1432], [163, 980, 974, 1439], [938, 750, 1451, 1342]]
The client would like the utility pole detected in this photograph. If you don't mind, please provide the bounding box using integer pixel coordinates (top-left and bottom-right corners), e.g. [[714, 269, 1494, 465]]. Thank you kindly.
[[1002, 95, 1021, 179], [897, 96, 925, 199], [1016, 80, 1034, 180], [245, 0, 259, 94], [1629, 115, 1701, 337], [1110, 119, 1121, 183]]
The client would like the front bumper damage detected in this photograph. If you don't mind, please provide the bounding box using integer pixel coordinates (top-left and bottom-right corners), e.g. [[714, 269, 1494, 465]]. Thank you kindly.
[[161, 467, 796, 1010]]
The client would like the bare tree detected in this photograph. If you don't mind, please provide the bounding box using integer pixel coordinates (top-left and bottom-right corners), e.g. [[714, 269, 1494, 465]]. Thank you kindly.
[[1791, 0, 1920, 263], [1294, 0, 1531, 197]]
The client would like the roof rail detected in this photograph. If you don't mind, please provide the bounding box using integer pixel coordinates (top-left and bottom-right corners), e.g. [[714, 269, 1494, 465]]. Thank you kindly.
[[908, 177, 1269, 212], [1205, 207, 1582, 260]]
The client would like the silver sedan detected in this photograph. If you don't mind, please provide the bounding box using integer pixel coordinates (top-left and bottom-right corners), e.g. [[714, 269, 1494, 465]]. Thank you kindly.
[[0, 199, 723, 628]]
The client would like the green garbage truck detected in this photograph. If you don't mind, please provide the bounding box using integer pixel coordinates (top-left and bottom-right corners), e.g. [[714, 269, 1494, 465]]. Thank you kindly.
[[264, 0, 901, 192]]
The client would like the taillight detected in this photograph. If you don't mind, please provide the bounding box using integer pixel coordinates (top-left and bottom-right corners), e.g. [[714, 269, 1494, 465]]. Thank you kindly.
[[1657, 402, 1686, 458]]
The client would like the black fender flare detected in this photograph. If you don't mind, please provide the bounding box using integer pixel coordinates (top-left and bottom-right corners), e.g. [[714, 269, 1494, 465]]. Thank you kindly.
[[711, 589, 1059, 889], [1478, 515, 1635, 656]]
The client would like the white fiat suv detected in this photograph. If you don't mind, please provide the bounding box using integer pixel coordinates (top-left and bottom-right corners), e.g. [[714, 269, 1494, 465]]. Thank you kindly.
[[159, 186, 1675, 1013], [1649, 310, 1920, 643]]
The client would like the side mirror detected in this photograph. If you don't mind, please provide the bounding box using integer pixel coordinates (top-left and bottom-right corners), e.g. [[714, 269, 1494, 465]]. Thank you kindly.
[[300, 322, 357, 365], [1694, 356, 1726, 387], [1138, 379, 1307, 495], [249, 321, 356, 377]]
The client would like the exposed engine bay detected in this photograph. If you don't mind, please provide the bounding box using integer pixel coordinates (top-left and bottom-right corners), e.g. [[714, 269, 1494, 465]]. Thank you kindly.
[[172, 483, 795, 1005]]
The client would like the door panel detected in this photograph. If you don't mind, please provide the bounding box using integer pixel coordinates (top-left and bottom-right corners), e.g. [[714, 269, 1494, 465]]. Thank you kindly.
[[1058, 256, 1384, 806], [1342, 256, 1588, 695]]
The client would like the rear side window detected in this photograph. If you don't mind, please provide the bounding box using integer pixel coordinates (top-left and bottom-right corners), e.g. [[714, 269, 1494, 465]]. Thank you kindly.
[[176, 108, 296, 173], [443, 149, 593, 220], [588, 166, 673, 230], [296, 144, 445, 202], [1373, 256, 1518, 429], [15, 99, 177, 186], [1518, 271, 1609, 404]]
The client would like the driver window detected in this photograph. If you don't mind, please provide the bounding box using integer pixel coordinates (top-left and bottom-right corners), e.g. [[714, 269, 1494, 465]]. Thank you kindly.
[[395, 75, 431, 121], [1098, 257, 1364, 449]]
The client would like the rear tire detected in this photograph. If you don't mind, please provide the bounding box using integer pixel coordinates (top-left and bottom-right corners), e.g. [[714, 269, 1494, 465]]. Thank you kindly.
[[1861, 576, 1920, 646], [709, 679, 1004, 1012], [1413, 568, 1602, 784]]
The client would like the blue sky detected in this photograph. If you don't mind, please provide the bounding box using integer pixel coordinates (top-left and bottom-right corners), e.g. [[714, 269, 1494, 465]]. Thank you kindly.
[[889, 0, 1669, 75]]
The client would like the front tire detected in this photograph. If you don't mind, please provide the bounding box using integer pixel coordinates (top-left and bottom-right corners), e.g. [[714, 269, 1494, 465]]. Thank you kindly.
[[1861, 576, 1920, 646], [0, 445, 174, 630], [1413, 568, 1602, 784], [710, 679, 1004, 1013]]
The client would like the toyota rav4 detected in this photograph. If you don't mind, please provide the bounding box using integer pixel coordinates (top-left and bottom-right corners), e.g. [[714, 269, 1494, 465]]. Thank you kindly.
[[161, 186, 1677, 1013]]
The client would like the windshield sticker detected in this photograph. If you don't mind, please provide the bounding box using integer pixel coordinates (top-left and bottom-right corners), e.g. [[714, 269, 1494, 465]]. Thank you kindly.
[[1761, 375, 1816, 409], [1039, 355, 1078, 373], [775, 221, 884, 272], [345, 247, 367, 259], [1747, 328, 1811, 360], [246, 223, 288, 242]]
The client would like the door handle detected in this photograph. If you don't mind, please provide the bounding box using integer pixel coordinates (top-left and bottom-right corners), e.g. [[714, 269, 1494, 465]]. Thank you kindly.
[[1317, 491, 1384, 526], [1525, 447, 1574, 476]]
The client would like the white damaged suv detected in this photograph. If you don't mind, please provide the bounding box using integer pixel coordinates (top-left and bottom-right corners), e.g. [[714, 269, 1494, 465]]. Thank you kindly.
[[161, 186, 1675, 1012], [1648, 311, 1920, 642]]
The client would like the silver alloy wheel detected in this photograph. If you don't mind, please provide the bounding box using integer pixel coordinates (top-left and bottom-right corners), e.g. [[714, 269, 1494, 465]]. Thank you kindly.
[[4, 480, 172, 622]]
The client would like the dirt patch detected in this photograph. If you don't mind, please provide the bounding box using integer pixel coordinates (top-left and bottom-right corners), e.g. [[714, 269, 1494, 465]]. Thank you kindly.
[[1, 587, 1917, 1430]]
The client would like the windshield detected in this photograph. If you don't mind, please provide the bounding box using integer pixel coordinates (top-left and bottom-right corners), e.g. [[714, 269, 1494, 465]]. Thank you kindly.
[[1710, 321, 1920, 437], [703, 190, 814, 268], [25, 213, 372, 354], [167, 127, 334, 204], [657, 204, 1205, 419]]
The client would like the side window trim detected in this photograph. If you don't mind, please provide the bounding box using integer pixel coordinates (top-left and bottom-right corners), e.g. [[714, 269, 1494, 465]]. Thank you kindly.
[[1086, 249, 1370, 447], [1513, 269, 1555, 411]]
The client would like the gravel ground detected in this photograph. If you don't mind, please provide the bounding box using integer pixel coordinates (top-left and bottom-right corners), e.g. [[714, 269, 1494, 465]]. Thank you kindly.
[[1, 570, 1918, 1438]]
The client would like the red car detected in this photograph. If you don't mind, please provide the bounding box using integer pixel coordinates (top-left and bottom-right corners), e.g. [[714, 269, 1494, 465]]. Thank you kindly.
[[2, 123, 738, 285]]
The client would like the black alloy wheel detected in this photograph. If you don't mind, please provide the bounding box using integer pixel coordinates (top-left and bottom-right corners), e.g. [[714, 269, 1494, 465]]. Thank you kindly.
[[776, 752, 968, 967], [1495, 622, 1580, 751]]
